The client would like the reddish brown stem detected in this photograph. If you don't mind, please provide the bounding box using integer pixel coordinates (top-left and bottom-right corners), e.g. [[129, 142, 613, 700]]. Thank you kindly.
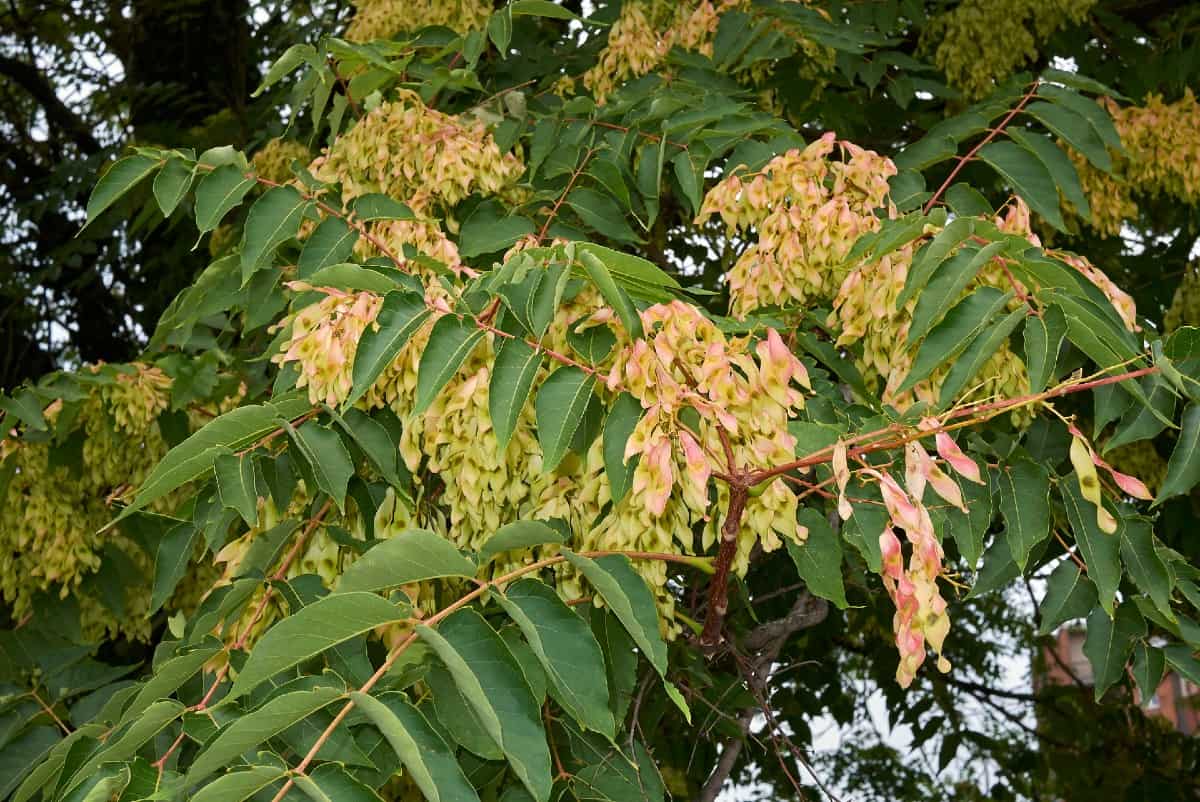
[[537, 148, 595, 242], [268, 549, 704, 801], [750, 365, 1159, 485], [700, 484, 749, 648], [923, 81, 1041, 214]]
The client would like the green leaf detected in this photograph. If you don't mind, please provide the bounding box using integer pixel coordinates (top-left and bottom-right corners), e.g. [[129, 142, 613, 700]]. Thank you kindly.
[[415, 316, 486, 415], [85, 154, 162, 227], [335, 408, 406, 492], [351, 193, 413, 221], [240, 185, 308, 283], [896, 217, 973, 310], [1120, 519, 1173, 621], [895, 134, 958, 171], [478, 520, 566, 566], [977, 140, 1066, 231], [0, 726, 59, 800], [459, 204, 536, 258], [603, 393, 641, 504], [1038, 85, 1123, 152], [294, 764, 381, 802], [307, 263, 399, 293], [1131, 643, 1165, 704], [945, 183, 993, 217], [1006, 127, 1090, 218], [1164, 645, 1200, 686], [112, 394, 312, 525], [229, 594, 406, 699], [567, 187, 640, 244], [498, 580, 615, 737], [490, 338, 542, 452], [998, 459, 1051, 571], [943, 471, 992, 569], [253, 43, 318, 96], [900, 287, 1012, 392], [120, 641, 221, 725], [510, 0, 586, 20], [578, 249, 644, 340], [498, 263, 568, 339], [794, 330, 872, 400], [1045, 289, 1141, 368], [1038, 560, 1098, 635], [909, 242, 1007, 345], [60, 700, 183, 797], [488, 7, 513, 53], [1062, 480, 1122, 616], [336, 529, 476, 592], [671, 151, 702, 216], [1157, 403, 1200, 504], [536, 367, 596, 471], [1022, 306, 1067, 392], [938, 307, 1026, 406], [786, 508, 847, 609], [151, 521, 201, 614], [287, 421, 355, 512], [560, 551, 668, 676], [350, 692, 480, 802], [426, 663, 502, 759], [347, 291, 430, 407], [195, 163, 256, 232], [1024, 101, 1111, 172], [0, 388, 47, 431], [1083, 603, 1145, 700], [572, 738, 665, 802], [153, 157, 194, 217], [417, 610, 552, 802], [191, 766, 288, 802], [574, 243, 680, 290], [187, 687, 344, 783], [215, 452, 263, 526], [1104, 376, 1176, 452], [299, 217, 359, 279]]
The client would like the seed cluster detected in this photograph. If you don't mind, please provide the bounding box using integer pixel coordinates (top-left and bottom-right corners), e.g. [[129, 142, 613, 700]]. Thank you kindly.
[[344, 0, 491, 43], [924, 0, 1098, 99], [1073, 90, 1200, 236], [0, 365, 172, 639]]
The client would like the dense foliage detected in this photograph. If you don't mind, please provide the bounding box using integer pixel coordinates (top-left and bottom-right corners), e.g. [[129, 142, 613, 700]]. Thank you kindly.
[[3, 1, 1200, 800]]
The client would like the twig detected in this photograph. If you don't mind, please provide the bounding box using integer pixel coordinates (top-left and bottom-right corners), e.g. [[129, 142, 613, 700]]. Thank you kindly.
[[923, 80, 1041, 214], [267, 549, 709, 801]]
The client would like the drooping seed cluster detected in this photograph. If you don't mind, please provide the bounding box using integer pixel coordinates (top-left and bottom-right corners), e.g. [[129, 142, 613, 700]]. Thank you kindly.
[[923, 0, 1098, 99], [271, 252, 812, 632], [0, 364, 174, 640], [250, 137, 311, 186], [997, 199, 1139, 333], [582, 0, 828, 103], [272, 285, 384, 407], [309, 90, 525, 218], [584, 0, 727, 103], [596, 302, 811, 580], [1073, 90, 1200, 236], [843, 427, 981, 687], [344, 0, 491, 43], [697, 132, 897, 318], [1164, 262, 1200, 333]]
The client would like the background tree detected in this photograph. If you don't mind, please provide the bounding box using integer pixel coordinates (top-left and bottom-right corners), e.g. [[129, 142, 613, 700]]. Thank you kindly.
[[1, 2, 1200, 801]]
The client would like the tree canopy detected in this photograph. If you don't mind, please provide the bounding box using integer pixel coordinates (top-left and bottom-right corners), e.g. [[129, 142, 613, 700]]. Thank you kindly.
[[2, 1, 1200, 801]]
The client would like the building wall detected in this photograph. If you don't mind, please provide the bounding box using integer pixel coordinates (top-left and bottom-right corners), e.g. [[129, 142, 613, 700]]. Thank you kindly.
[[1039, 627, 1199, 734]]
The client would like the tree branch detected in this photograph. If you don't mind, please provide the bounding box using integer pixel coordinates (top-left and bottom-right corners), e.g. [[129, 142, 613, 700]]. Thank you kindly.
[[699, 590, 830, 801], [0, 54, 101, 153]]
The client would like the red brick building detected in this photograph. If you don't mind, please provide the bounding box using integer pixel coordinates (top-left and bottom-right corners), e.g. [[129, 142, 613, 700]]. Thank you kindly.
[[1039, 626, 1199, 734]]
